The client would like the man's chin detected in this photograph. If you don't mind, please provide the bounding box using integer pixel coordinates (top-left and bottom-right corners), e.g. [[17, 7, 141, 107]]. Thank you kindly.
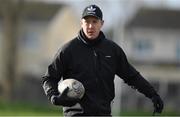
[[87, 36, 96, 40]]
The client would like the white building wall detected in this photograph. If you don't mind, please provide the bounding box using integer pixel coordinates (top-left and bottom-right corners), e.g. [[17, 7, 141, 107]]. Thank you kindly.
[[153, 35, 175, 62], [16, 21, 48, 77], [125, 28, 180, 63]]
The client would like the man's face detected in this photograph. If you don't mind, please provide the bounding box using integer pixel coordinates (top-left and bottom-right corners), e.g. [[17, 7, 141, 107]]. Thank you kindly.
[[81, 16, 104, 40]]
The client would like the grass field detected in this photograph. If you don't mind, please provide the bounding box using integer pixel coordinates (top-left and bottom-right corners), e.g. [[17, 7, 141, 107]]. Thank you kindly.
[[119, 110, 180, 116], [0, 101, 179, 116], [0, 101, 63, 116]]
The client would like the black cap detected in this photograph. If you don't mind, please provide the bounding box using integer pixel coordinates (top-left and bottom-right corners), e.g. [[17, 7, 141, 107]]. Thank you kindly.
[[82, 4, 103, 20]]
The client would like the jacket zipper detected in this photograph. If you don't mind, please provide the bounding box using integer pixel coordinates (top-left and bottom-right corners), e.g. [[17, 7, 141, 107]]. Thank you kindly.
[[93, 48, 98, 83]]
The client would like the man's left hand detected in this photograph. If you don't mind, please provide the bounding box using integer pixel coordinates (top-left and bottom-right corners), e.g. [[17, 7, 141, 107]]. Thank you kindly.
[[151, 95, 164, 114]]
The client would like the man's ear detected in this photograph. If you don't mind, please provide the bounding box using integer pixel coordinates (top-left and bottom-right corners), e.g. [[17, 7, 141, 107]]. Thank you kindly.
[[80, 19, 83, 27], [80, 19, 83, 26], [101, 20, 104, 27]]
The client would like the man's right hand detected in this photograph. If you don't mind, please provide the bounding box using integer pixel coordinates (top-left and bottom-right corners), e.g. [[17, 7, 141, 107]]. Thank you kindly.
[[50, 87, 80, 107]]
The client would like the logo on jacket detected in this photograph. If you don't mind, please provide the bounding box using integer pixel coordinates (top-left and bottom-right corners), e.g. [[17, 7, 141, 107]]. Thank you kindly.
[[105, 55, 111, 58]]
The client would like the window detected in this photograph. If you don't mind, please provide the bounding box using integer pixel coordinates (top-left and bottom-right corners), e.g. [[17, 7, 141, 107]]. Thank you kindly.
[[167, 82, 180, 100], [20, 21, 47, 51], [176, 39, 180, 61], [133, 39, 153, 57], [21, 31, 40, 50]]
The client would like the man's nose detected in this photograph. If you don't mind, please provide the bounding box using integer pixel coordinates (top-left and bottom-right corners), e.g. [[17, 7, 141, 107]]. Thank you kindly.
[[88, 23, 93, 28]]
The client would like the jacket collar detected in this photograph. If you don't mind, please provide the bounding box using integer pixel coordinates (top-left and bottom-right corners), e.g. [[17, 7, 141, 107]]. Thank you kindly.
[[78, 29, 105, 46]]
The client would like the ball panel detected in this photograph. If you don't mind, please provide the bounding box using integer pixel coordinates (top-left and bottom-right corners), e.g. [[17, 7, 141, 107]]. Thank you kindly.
[[58, 79, 85, 99]]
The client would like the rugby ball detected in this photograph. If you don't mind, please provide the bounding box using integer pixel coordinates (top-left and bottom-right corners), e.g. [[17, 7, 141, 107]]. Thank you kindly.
[[58, 79, 85, 99]]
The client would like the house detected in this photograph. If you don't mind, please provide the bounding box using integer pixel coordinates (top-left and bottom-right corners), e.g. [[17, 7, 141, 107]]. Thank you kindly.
[[119, 7, 180, 112], [0, 0, 80, 103]]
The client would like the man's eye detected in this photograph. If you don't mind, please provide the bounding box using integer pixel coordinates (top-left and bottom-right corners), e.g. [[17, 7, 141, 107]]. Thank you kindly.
[[93, 21, 97, 23], [85, 20, 89, 23]]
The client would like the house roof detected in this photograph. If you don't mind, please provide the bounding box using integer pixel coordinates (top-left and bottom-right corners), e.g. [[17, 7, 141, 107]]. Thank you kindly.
[[0, 1, 65, 21], [23, 1, 65, 21], [126, 7, 180, 29]]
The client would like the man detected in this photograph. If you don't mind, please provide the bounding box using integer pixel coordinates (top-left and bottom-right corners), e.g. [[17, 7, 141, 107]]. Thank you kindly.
[[42, 4, 163, 116]]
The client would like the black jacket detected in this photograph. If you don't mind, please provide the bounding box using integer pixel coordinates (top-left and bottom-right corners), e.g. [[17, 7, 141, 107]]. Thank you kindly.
[[42, 29, 158, 116]]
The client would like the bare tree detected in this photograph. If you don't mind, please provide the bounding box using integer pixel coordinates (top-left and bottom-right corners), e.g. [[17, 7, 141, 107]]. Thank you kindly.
[[0, 0, 24, 100]]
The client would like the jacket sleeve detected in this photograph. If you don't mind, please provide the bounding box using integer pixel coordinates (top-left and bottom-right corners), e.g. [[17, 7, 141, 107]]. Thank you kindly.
[[42, 49, 67, 100], [115, 46, 158, 99]]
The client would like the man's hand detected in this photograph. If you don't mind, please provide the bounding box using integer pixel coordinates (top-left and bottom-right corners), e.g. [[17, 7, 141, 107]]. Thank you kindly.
[[51, 87, 80, 107], [151, 95, 164, 115]]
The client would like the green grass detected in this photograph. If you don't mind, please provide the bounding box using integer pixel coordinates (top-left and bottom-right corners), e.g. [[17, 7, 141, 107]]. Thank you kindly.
[[0, 101, 179, 116], [0, 101, 63, 116], [119, 110, 180, 116]]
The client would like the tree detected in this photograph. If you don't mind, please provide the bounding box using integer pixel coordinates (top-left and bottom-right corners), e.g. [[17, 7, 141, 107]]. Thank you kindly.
[[0, 0, 24, 100]]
